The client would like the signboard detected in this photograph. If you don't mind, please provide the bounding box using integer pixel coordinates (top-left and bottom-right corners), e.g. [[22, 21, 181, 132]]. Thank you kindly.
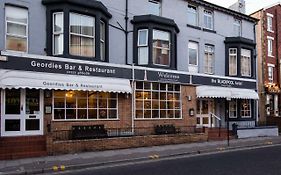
[[192, 75, 256, 89], [0, 56, 132, 79]]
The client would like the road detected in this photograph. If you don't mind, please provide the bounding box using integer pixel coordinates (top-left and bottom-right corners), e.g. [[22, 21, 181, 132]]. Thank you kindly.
[[62, 145, 281, 175]]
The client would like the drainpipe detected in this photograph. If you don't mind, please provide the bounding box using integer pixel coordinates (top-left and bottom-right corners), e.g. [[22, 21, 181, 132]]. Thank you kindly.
[[125, 0, 129, 65], [131, 64, 135, 134]]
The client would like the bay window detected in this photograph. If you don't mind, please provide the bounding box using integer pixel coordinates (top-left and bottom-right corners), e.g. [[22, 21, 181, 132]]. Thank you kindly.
[[5, 6, 28, 52], [43, 0, 111, 61]]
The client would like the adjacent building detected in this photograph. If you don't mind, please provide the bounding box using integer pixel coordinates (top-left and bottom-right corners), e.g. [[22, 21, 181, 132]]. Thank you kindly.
[[251, 3, 281, 125], [0, 0, 258, 158]]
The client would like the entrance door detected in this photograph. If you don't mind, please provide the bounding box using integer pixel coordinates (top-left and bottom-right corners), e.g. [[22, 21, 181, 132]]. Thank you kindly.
[[196, 99, 214, 127], [1, 89, 43, 136]]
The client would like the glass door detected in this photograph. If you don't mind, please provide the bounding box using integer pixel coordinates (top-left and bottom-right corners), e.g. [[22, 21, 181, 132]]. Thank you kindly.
[[196, 99, 214, 127], [1, 89, 43, 136]]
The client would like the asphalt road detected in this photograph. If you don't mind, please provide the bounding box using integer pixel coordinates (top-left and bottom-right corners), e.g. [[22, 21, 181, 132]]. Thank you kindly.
[[63, 145, 281, 175]]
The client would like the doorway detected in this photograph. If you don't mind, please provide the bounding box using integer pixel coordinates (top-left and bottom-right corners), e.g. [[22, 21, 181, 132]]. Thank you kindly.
[[1, 89, 43, 136], [196, 99, 214, 127]]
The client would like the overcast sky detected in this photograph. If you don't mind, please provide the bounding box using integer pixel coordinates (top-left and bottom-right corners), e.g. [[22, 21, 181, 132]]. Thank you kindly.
[[205, 0, 281, 14]]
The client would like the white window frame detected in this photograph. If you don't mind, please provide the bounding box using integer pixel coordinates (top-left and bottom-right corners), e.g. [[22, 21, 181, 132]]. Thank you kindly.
[[203, 10, 213, 30], [100, 20, 105, 61], [267, 36, 274, 57], [69, 12, 95, 57], [229, 48, 237, 76], [241, 49, 251, 77], [204, 45, 214, 74], [241, 100, 251, 118], [135, 82, 182, 120], [52, 91, 119, 121], [53, 12, 64, 55], [267, 13, 273, 32], [233, 19, 241, 36], [5, 6, 28, 53], [187, 4, 198, 26], [229, 100, 237, 119], [137, 29, 149, 65], [148, 0, 162, 16], [268, 64, 274, 83], [188, 41, 199, 73]]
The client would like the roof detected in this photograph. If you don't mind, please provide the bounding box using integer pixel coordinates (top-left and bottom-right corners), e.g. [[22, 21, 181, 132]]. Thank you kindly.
[[250, 2, 281, 15]]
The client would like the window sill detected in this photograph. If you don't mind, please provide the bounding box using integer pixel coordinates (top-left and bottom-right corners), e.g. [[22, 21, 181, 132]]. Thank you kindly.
[[267, 30, 274, 33], [268, 55, 275, 58], [203, 28, 216, 34], [136, 64, 177, 70], [186, 24, 201, 30], [134, 118, 183, 120]]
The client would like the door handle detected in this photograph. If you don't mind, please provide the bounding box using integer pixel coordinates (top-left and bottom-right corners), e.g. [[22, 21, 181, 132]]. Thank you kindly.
[[20, 105, 23, 111]]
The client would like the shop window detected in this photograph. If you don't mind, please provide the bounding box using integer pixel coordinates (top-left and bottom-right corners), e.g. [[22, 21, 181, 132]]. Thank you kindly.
[[229, 100, 237, 118], [187, 5, 198, 26], [241, 49, 251, 77], [148, 0, 161, 16], [5, 89, 21, 115], [204, 45, 215, 74], [53, 91, 118, 120], [203, 10, 213, 30], [229, 48, 237, 76], [188, 41, 198, 73], [5, 6, 28, 52], [233, 19, 241, 36], [135, 82, 181, 119], [241, 99, 251, 118]]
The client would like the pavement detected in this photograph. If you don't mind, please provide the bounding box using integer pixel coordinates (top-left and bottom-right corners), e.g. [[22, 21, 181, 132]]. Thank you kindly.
[[1, 136, 281, 175]]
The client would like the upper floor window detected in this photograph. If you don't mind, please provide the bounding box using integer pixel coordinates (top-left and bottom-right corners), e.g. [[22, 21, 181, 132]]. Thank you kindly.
[[233, 19, 241, 36], [187, 5, 198, 26], [203, 10, 213, 30], [268, 65, 274, 83], [69, 13, 95, 57], [267, 14, 273, 32], [267, 36, 274, 57], [43, 0, 111, 61], [5, 6, 28, 52], [153, 30, 170, 66], [138, 29, 149, 65], [188, 41, 198, 73], [132, 15, 179, 69], [229, 48, 237, 76], [241, 49, 251, 77], [148, 0, 162, 16], [204, 45, 214, 74]]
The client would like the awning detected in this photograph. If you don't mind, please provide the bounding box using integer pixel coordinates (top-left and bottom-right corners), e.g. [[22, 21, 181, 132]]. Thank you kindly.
[[0, 70, 132, 93], [196, 86, 259, 100]]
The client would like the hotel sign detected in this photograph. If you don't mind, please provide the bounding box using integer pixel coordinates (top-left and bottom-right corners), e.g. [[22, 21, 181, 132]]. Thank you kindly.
[[192, 76, 256, 89]]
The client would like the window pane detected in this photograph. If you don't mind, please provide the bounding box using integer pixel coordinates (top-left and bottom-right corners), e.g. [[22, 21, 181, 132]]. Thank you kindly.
[[54, 109, 65, 119], [99, 109, 107, 119], [26, 119, 40, 131], [54, 34, 63, 55], [188, 42, 198, 65], [5, 119, 20, 131], [77, 109, 87, 119], [109, 110, 117, 119], [70, 13, 81, 34], [54, 13, 63, 33], [5, 89, 21, 115], [138, 47, 149, 65], [6, 35, 27, 52], [66, 109, 76, 119], [7, 22, 26, 36], [78, 98, 87, 108], [81, 36, 95, 57], [148, 0, 161, 16], [187, 5, 197, 26], [81, 15, 94, 36], [138, 30, 148, 45], [54, 98, 65, 108], [88, 109, 97, 119], [6, 6, 28, 24], [26, 89, 40, 115], [66, 97, 76, 108], [153, 30, 170, 66]]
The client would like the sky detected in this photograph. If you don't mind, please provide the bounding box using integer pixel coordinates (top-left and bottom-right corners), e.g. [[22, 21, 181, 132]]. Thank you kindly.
[[205, 0, 281, 14]]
